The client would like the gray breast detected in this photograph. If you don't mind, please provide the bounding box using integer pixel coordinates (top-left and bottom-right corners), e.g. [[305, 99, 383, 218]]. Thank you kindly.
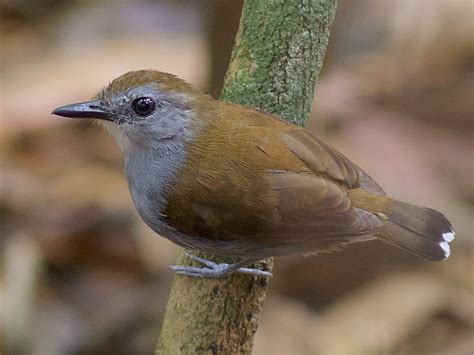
[[123, 139, 187, 238]]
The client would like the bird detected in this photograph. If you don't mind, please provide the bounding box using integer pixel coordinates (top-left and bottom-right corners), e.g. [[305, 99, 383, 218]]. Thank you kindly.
[[52, 69, 455, 278]]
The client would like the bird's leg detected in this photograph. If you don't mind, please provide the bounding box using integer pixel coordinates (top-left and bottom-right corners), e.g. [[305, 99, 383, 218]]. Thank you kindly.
[[169, 252, 273, 278]]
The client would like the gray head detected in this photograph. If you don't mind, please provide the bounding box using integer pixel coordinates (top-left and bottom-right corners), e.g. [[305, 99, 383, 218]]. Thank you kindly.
[[52, 70, 208, 152]]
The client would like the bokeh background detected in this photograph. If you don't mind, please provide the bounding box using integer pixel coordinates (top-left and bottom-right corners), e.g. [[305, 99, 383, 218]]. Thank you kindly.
[[1, 1, 473, 354]]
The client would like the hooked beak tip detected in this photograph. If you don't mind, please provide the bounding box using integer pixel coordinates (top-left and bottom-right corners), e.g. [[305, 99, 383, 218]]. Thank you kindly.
[[51, 107, 66, 116]]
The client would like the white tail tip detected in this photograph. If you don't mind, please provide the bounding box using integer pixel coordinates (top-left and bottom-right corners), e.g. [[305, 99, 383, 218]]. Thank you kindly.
[[442, 231, 455, 243]]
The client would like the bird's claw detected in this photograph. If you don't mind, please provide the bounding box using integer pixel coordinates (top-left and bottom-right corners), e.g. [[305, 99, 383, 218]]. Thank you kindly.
[[168, 252, 273, 278]]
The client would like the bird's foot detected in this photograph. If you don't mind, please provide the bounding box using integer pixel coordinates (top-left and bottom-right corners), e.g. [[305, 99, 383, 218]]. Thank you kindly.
[[169, 252, 273, 278]]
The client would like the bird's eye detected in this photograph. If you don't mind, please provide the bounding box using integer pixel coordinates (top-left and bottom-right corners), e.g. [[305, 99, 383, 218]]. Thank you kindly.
[[132, 97, 156, 116]]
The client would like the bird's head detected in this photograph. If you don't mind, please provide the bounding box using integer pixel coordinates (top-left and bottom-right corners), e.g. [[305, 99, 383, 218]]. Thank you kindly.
[[53, 70, 209, 148]]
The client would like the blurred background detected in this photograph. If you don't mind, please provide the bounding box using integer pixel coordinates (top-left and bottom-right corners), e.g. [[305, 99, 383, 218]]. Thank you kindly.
[[1, 0, 473, 354]]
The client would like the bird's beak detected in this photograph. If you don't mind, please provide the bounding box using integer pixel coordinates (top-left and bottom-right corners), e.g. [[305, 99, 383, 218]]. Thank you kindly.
[[52, 100, 113, 121]]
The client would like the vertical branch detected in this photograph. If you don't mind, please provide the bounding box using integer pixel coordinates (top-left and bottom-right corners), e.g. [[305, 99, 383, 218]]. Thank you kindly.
[[221, 0, 337, 126], [156, 1, 337, 354]]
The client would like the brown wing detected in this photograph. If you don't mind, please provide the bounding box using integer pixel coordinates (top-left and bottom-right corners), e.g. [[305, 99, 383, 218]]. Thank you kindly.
[[282, 129, 385, 195], [264, 170, 382, 239], [164, 104, 383, 254]]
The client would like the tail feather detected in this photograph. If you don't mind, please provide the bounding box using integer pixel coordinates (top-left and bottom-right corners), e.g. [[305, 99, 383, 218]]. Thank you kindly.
[[378, 219, 452, 261], [350, 189, 455, 261], [381, 200, 453, 243]]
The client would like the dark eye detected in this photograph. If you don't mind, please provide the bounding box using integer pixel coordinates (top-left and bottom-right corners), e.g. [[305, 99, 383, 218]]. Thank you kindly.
[[132, 97, 155, 116]]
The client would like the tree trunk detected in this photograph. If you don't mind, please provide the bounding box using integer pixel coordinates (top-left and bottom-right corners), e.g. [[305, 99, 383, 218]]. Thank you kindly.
[[156, 1, 337, 354]]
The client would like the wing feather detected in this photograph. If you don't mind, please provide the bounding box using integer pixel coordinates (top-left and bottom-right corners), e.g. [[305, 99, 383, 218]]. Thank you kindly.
[[282, 129, 385, 195], [265, 170, 382, 242]]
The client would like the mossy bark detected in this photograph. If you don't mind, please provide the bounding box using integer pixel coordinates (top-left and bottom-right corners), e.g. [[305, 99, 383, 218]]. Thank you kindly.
[[221, 0, 337, 126], [156, 1, 337, 354]]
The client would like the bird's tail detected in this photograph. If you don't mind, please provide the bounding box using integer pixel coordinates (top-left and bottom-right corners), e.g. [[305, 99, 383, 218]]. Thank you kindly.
[[350, 189, 455, 261]]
